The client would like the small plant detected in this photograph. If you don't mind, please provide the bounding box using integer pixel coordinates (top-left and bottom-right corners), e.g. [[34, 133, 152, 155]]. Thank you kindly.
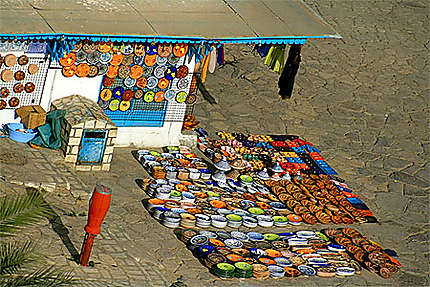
[[0, 190, 77, 286]]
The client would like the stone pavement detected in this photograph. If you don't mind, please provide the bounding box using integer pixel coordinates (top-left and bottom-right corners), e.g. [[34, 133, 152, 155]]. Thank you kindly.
[[0, 0, 429, 286]]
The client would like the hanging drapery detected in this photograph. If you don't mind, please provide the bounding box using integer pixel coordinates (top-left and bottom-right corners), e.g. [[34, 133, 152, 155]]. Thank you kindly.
[[278, 44, 302, 99]]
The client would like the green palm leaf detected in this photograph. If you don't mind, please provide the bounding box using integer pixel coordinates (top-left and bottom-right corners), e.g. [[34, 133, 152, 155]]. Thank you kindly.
[[0, 190, 51, 237], [0, 266, 76, 287], [0, 241, 37, 276]]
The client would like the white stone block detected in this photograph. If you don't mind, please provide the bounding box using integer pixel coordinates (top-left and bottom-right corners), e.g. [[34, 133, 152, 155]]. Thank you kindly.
[[84, 120, 96, 128], [68, 137, 81, 145], [74, 122, 84, 128], [92, 165, 102, 171], [104, 146, 114, 154], [108, 129, 118, 137], [102, 164, 110, 171], [74, 128, 83, 138], [95, 121, 107, 129], [75, 165, 91, 171], [70, 145, 79, 155]]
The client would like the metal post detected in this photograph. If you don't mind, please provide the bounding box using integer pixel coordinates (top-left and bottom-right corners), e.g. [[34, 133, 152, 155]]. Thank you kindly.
[[79, 233, 96, 266]]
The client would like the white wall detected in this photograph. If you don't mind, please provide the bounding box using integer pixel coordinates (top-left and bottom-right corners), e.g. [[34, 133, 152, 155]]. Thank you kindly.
[[115, 122, 184, 147], [47, 69, 103, 106]]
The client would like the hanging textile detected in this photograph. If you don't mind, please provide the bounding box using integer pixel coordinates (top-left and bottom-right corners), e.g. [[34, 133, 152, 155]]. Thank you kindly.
[[278, 44, 302, 99], [263, 45, 285, 74]]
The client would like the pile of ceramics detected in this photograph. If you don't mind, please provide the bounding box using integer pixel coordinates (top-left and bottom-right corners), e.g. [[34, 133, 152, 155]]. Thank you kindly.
[[137, 146, 212, 181], [143, 176, 304, 229], [197, 130, 338, 177], [137, 147, 376, 228], [324, 228, 401, 279], [266, 174, 377, 224], [178, 227, 400, 280], [136, 139, 400, 281]]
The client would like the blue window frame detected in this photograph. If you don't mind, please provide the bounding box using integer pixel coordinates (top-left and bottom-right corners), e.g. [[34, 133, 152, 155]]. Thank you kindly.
[[77, 130, 108, 165]]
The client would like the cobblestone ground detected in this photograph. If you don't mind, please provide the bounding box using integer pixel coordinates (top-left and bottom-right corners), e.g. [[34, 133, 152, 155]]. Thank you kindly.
[[0, 0, 428, 286]]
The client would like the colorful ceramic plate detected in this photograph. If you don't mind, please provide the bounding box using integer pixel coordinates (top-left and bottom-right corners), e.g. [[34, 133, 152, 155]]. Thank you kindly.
[[154, 66, 167, 79], [109, 99, 120, 111], [165, 89, 175, 101], [8, 97, 19, 107], [177, 78, 189, 90], [99, 52, 113, 64], [86, 51, 101, 65], [13, 83, 24, 93], [134, 89, 144, 99], [24, 82, 35, 93], [112, 87, 124, 99], [146, 76, 158, 89], [136, 77, 147, 89], [175, 91, 187, 103], [144, 91, 154, 103], [164, 66, 177, 80], [123, 76, 137, 88], [18, 55, 29, 65], [167, 54, 179, 65], [158, 78, 169, 90], [88, 65, 99, 77], [156, 56, 168, 66], [157, 43, 172, 58], [119, 100, 131, 111], [14, 71, 25, 81], [154, 91, 165, 103], [0, 87, 10, 98], [96, 63, 108, 76]]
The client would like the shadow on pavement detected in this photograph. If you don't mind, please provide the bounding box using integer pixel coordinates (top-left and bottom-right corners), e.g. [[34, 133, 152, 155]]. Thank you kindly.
[[45, 202, 80, 262]]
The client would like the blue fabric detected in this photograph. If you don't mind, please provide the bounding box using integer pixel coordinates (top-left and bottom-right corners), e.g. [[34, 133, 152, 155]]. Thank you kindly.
[[257, 44, 271, 57]]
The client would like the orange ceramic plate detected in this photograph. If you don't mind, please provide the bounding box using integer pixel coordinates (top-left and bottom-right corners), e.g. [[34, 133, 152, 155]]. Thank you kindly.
[[258, 258, 276, 265], [59, 53, 76, 67], [129, 65, 144, 79], [62, 65, 76, 77], [136, 77, 148, 89], [287, 214, 302, 223], [110, 53, 124, 66], [100, 89, 113, 101], [154, 91, 165, 103], [106, 65, 119, 78], [76, 63, 91, 77], [209, 238, 225, 247], [173, 43, 188, 57], [265, 249, 282, 258], [158, 78, 169, 90], [226, 253, 244, 262], [144, 54, 157, 67], [210, 200, 227, 209]]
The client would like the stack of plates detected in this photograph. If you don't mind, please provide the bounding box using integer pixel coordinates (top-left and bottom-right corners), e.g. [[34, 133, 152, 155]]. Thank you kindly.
[[234, 262, 253, 278], [180, 213, 196, 228], [257, 215, 274, 227], [242, 216, 258, 228], [226, 214, 243, 228], [195, 214, 211, 228], [252, 264, 270, 279], [160, 211, 181, 228], [268, 265, 286, 278], [152, 207, 169, 220], [211, 215, 228, 228], [213, 263, 235, 279], [273, 216, 288, 227]]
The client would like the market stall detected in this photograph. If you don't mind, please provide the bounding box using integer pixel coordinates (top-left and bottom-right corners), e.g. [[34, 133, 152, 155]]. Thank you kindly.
[[0, 0, 340, 147]]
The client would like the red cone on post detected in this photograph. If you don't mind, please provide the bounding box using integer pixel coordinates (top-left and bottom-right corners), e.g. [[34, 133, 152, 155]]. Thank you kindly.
[[79, 185, 112, 266]]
